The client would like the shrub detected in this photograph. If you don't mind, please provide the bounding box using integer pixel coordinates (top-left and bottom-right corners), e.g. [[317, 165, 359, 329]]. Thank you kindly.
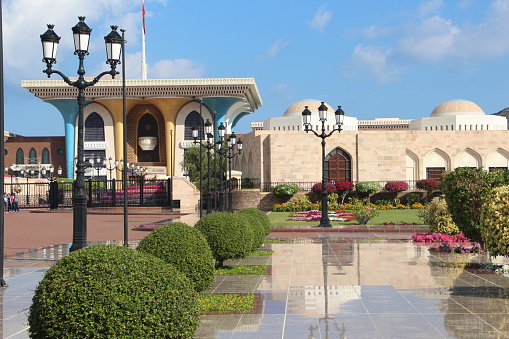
[[374, 199, 392, 206], [237, 207, 271, 236], [335, 181, 354, 192], [416, 178, 439, 192], [419, 196, 460, 235], [352, 207, 380, 225], [335, 181, 354, 204], [480, 185, 509, 257], [236, 210, 265, 250], [406, 193, 421, 206], [311, 182, 337, 193], [328, 192, 339, 204], [273, 183, 299, 198], [29, 245, 199, 338], [384, 181, 409, 192], [440, 167, 497, 242], [355, 181, 381, 195], [136, 222, 215, 292], [195, 212, 253, 268]]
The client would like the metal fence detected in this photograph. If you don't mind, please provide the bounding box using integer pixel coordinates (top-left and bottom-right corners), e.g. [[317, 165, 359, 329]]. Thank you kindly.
[[3, 178, 175, 209], [259, 180, 421, 192]]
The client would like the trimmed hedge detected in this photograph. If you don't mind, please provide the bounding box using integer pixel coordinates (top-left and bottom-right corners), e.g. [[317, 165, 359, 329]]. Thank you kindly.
[[481, 186, 509, 257], [137, 222, 215, 292], [236, 211, 264, 250], [195, 212, 253, 268], [237, 207, 271, 236], [29, 245, 199, 338]]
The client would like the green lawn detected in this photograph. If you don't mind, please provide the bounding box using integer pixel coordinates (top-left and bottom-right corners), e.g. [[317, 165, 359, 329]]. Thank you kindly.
[[269, 209, 425, 226]]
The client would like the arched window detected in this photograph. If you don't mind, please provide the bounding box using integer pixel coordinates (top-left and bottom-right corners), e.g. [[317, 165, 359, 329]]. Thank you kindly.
[[325, 148, 352, 182], [85, 112, 105, 141], [42, 148, 50, 164], [29, 148, 37, 164], [184, 111, 203, 140], [16, 148, 24, 164]]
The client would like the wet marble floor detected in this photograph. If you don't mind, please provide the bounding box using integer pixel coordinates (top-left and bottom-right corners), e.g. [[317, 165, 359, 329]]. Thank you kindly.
[[3, 234, 509, 338]]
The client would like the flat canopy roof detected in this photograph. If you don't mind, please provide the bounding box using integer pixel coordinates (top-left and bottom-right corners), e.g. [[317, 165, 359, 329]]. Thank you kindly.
[[21, 77, 262, 111]]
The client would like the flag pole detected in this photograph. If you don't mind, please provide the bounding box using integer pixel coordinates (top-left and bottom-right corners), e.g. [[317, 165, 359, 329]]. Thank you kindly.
[[141, 0, 147, 79]]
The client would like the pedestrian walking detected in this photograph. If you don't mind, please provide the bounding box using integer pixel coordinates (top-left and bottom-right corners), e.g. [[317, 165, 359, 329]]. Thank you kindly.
[[3, 193, 9, 212], [10, 193, 19, 212]]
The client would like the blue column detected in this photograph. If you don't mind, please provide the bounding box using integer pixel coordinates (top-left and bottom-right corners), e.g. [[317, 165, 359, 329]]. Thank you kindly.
[[201, 97, 243, 134], [45, 99, 92, 179]]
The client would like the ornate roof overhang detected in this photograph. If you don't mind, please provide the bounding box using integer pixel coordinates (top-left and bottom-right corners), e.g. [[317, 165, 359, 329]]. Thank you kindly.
[[21, 77, 262, 111]]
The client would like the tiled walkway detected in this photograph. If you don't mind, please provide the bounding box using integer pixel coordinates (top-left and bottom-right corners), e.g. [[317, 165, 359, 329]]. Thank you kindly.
[[3, 233, 509, 338]]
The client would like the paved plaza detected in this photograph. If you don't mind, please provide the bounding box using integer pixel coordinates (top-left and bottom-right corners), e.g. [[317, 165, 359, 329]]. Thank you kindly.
[[2, 211, 509, 338]]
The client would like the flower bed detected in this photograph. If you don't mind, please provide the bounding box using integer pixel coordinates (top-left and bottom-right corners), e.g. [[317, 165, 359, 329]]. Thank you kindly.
[[412, 232, 482, 254], [273, 202, 424, 212], [412, 233, 470, 243], [286, 210, 355, 222], [382, 221, 418, 226]]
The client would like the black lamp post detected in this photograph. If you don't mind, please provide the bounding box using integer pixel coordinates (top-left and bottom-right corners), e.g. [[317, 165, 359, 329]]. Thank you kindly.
[[91, 156, 104, 179], [40, 17, 122, 251], [215, 123, 227, 212], [192, 119, 215, 215], [226, 134, 242, 212], [302, 102, 345, 228]]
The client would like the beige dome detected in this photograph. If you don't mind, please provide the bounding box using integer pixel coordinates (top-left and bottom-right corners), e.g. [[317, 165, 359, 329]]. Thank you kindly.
[[283, 99, 335, 117], [430, 99, 485, 117]]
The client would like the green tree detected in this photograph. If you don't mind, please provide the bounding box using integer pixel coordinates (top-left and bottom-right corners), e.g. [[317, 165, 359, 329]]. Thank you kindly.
[[440, 167, 497, 242], [180, 145, 226, 191]]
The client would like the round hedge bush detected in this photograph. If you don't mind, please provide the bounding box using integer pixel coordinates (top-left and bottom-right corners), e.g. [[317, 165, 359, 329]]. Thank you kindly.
[[137, 222, 215, 292], [195, 212, 253, 268], [235, 211, 264, 250], [237, 207, 271, 236], [273, 183, 299, 197], [29, 245, 199, 338], [481, 185, 509, 257]]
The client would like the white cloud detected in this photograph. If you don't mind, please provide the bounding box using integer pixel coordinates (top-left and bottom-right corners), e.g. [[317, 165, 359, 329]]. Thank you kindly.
[[361, 25, 390, 40], [347, 44, 402, 83], [260, 39, 291, 59], [270, 84, 295, 101], [418, 0, 443, 17], [149, 59, 205, 79], [307, 6, 332, 32], [398, 16, 459, 62], [347, 0, 509, 82], [3, 0, 144, 85]]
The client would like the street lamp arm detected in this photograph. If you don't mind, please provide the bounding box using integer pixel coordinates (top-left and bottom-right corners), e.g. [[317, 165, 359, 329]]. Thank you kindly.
[[89, 68, 119, 85], [42, 68, 74, 85]]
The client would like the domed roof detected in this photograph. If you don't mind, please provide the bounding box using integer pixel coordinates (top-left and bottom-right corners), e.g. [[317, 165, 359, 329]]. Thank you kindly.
[[283, 99, 335, 117], [430, 99, 485, 117]]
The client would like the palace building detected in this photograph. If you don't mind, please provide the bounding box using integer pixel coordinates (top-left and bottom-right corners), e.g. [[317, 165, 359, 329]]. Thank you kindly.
[[20, 78, 262, 180], [236, 99, 509, 188]]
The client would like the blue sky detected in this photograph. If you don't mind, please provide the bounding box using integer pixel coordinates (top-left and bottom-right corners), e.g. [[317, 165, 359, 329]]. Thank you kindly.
[[4, 0, 509, 135]]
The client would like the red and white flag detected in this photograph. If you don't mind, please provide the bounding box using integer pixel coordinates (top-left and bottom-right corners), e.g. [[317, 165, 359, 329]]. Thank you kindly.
[[142, 0, 146, 35]]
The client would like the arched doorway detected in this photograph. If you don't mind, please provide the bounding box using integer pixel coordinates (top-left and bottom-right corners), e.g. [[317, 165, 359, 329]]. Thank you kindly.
[[325, 148, 351, 182], [137, 113, 160, 162]]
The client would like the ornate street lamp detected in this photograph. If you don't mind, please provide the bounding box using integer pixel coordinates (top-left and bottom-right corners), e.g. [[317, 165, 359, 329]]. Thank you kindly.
[[226, 135, 242, 212], [215, 123, 227, 212], [103, 157, 118, 181], [40, 17, 122, 251], [192, 119, 215, 215], [302, 102, 345, 227]]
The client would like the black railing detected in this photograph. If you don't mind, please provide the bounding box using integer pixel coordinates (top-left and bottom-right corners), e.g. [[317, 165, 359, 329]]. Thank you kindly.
[[260, 180, 421, 192], [3, 178, 174, 209]]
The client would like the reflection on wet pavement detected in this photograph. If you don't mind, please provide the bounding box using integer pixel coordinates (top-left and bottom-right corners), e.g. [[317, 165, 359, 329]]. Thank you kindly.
[[198, 235, 509, 338], [3, 234, 509, 338]]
